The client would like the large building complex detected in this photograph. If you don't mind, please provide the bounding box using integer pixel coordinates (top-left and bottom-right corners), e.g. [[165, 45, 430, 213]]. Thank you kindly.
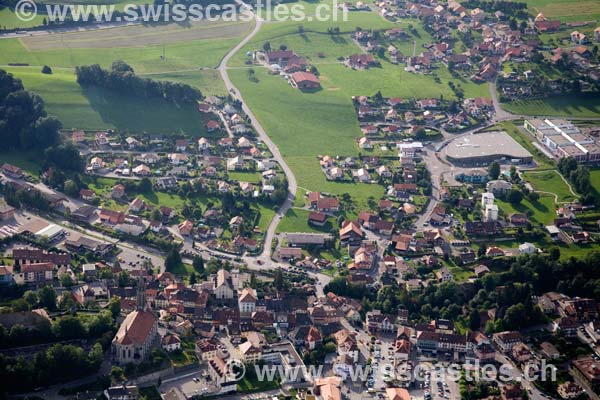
[[445, 131, 533, 166], [524, 119, 600, 164]]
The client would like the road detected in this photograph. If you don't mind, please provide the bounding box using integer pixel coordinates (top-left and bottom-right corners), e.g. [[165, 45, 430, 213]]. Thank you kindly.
[[495, 353, 546, 400], [218, 1, 298, 260]]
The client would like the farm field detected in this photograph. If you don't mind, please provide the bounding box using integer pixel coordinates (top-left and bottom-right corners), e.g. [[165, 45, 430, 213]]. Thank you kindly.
[[0, 30, 244, 73], [502, 95, 600, 118], [522, 170, 577, 203], [20, 20, 251, 50], [4, 66, 213, 135], [148, 69, 228, 97], [0, 7, 46, 29], [524, 0, 600, 22]]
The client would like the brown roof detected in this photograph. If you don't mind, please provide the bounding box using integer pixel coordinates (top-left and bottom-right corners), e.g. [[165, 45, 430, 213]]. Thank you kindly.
[[292, 71, 320, 84], [22, 262, 53, 273], [317, 197, 340, 210], [113, 309, 157, 346]]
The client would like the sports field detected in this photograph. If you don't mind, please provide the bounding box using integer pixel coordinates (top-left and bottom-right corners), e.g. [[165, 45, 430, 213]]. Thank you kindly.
[[4, 66, 215, 135]]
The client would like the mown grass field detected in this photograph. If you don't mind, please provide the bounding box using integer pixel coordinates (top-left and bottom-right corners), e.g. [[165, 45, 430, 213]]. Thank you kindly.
[[148, 69, 229, 97], [495, 194, 556, 226], [4, 66, 213, 135], [276, 208, 334, 233], [522, 170, 577, 203], [524, 0, 600, 22], [591, 169, 600, 194], [0, 35, 240, 73], [502, 95, 600, 118]]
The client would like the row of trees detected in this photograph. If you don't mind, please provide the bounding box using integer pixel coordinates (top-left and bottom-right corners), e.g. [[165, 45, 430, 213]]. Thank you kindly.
[[0, 342, 104, 393], [0, 69, 61, 151], [75, 61, 202, 105]]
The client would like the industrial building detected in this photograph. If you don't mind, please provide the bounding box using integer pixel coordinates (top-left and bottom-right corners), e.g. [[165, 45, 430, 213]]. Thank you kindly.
[[524, 119, 600, 164], [445, 131, 533, 166]]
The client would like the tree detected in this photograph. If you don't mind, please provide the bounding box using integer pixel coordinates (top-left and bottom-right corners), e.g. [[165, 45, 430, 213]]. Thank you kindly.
[[60, 273, 74, 288], [477, 243, 487, 257], [63, 179, 79, 197], [38, 286, 57, 311], [189, 273, 197, 285], [138, 177, 152, 193], [41, 65, 52, 74], [23, 290, 38, 309], [262, 42, 271, 52], [274, 268, 284, 291], [488, 161, 500, 180], [192, 255, 204, 273], [108, 296, 121, 318], [468, 309, 481, 331], [165, 248, 182, 272], [507, 189, 523, 205], [151, 208, 162, 222]]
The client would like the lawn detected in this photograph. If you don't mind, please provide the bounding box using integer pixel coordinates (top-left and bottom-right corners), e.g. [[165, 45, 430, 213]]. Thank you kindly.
[[4, 66, 214, 135], [522, 170, 577, 203], [495, 194, 556, 226], [502, 94, 600, 118], [591, 169, 600, 194], [237, 375, 280, 393], [227, 171, 263, 183], [276, 208, 334, 233]]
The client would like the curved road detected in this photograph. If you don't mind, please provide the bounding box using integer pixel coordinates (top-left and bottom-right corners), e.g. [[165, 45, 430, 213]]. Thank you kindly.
[[218, 3, 297, 260]]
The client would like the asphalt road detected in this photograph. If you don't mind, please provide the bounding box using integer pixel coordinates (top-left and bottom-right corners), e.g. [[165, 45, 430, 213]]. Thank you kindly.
[[218, 1, 298, 260]]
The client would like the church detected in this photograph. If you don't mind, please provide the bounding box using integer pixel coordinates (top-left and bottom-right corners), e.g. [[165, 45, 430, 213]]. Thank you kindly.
[[112, 277, 158, 364]]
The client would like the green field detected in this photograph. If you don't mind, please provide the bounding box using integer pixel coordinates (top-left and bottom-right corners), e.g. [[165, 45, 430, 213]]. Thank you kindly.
[[502, 95, 600, 118], [0, 7, 46, 29], [0, 150, 43, 175], [523, 170, 577, 203], [524, 0, 600, 22], [591, 169, 600, 194], [276, 208, 334, 233], [496, 194, 556, 226], [4, 66, 213, 135], [148, 69, 229, 97]]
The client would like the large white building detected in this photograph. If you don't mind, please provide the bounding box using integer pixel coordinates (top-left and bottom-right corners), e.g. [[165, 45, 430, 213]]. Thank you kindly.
[[524, 119, 600, 164]]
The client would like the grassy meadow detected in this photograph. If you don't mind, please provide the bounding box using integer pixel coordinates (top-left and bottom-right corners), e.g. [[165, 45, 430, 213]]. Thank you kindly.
[[503, 95, 600, 119], [4, 66, 214, 135], [522, 170, 577, 203]]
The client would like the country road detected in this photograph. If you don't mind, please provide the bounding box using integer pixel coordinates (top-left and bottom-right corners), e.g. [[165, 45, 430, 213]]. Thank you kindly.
[[218, 2, 298, 260]]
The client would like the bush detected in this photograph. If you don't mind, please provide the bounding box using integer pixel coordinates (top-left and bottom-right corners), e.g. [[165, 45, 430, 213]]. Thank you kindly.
[[41, 65, 52, 74]]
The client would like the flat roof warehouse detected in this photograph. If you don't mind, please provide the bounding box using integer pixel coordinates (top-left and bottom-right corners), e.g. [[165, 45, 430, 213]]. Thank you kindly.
[[445, 131, 533, 166]]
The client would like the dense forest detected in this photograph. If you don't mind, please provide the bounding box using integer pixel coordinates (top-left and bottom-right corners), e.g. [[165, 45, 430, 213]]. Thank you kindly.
[[75, 61, 203, 105]]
